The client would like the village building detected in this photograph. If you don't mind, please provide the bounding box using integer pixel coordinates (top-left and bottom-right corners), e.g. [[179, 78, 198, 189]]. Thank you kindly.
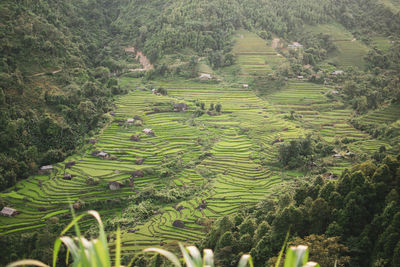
[[143, 128, 155, 136], [130, 134, 141, 141], [63, 173, 73, 180], [331, 70, 344, 75], [88, 139, 96, 144], [174, 103, 188, 112], [288, 42, 303, 49], [297, 75, 304, 79], [132, 170, 144, 178], [331, 90, 340, 95], [199, 73, 212, 80], [243, 84, 249, 88], [109, 181, 123, 190], [127, 118, 134, 123], [333, 153, 343, 159], [0, 207, 18, 217], [97, 152, 109, 159], [39, 165, 53, 174]]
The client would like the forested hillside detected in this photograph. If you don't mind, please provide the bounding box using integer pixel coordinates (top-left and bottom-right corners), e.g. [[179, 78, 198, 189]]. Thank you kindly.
[[0, 0, 126, 190], [2, 0, 400, 266]]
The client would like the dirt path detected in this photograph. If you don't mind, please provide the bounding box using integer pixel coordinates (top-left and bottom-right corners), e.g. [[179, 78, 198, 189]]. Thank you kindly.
[[125, 46, 154, 71], [28, 69, 62, 77]]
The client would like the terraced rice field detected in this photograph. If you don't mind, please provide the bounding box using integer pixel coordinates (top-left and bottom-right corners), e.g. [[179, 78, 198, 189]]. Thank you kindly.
[[359, 104, 400, 125], [0, 30, 390, 254], [233, 29, 284, 76], [306, 24, 369, 69]]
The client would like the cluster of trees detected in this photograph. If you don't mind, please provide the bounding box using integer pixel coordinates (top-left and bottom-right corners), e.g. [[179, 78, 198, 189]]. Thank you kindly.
[[0, 0, 128, 190], [278, 135, 333, 170], [198, 153, 400, 266]]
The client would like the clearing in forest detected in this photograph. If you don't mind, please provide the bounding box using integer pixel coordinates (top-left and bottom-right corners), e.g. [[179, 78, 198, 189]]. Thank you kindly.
[[306, 24, 369, 69], [233, 29, 284, 76]]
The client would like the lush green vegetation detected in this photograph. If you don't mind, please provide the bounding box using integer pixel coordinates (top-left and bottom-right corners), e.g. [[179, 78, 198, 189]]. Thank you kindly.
[[199, 154, 400, 266], [2, 0, 400, 266]]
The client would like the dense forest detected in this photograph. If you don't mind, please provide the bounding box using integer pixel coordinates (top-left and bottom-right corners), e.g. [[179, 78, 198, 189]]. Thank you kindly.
[[2, 0, 400, 266]]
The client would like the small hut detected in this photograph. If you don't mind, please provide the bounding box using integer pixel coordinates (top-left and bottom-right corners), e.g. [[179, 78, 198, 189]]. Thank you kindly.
[[143, 128, 155, 136], [73, 201, 81, 210], [199, 73, 212, 80], [331, 70, 344, 75], [127, 118, 134, 124], [130, 134, 141, 141], [88, 139, 96, 145], [65, 161, 76, 169], [63, 173, 73, 180], [132, 170, 144, 178], [109, 181, 123, 191], [97, 152, 109, 159], [172, 220, 185, 228], [243, 84, 249, 88], [39, 165, 53, 175], [0, 207, 18, 217], [174, 103, 188, 112]]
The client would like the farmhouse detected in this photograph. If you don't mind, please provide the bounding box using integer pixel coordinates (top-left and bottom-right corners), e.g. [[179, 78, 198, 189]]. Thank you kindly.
[[39, 165, 53, 174], [172, 220, 185, 228], [0, 207, 18, 217], [109, 181, 123, 190], [331, 70, 344, 75], [63, 173, 73, 180], [174, 103, 188, 112], [288, 42, 303, 49], [243, 84, 249, 88], [199, 73, 212, 80], [143, 128, 155, 136], [88, 139, 96, 144], [97, 152, 109, 159], [132, 170, 144, 178], [333, 153, 343, 159], [130, 134, 141, 141], [297, 75, 304, 79]]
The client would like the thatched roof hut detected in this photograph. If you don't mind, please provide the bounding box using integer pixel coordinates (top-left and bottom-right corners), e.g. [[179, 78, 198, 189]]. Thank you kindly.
[[174, 103, 188, 112], [172, 220, 185, 228], [0, 207, 17, 217], [109, 181, 123, 190]]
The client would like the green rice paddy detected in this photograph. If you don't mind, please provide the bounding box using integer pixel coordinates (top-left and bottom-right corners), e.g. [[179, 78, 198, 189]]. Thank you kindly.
[[0, 30, 390, 255]]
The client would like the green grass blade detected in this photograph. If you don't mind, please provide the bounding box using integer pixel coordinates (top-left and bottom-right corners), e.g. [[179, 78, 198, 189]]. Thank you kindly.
[[276, 230, 290, 267], [186, 246, 202, 266], [203, 249, 214, 267], [179, 243, 196, 267], [60, 237, 79, 259], [53, 238, 62, 267], [238, 254, 254, 267], [304, 262, 320, 267], [115, 226, 121, 267], [65, 248, 69, 266], [7, 260, 50, 267], [143, 248, 182, 267]]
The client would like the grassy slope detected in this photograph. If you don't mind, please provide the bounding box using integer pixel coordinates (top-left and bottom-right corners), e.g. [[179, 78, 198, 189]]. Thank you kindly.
[[0, 30, 391, 256], [305, 24, 369, 69]]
